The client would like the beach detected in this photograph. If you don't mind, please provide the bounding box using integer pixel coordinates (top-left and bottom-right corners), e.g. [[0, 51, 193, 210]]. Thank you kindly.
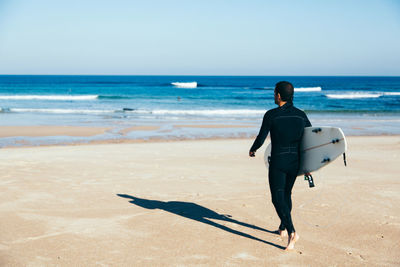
[[1, 0, 400, 264], [1, 136, 399, 266]]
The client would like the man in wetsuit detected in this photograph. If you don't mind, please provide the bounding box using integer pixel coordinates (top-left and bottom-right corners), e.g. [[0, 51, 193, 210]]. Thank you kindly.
[[249, 81, 311, 250]]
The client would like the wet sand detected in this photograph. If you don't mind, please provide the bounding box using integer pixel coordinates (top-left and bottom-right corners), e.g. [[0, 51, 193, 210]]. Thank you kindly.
[[173, 124, 256, 129], [118, 126, 161, 135], [0, 126, 111, 138]]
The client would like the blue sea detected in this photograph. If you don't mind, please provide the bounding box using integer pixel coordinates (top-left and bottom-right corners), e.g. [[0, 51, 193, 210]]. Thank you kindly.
[[1, 75, 399, 146]]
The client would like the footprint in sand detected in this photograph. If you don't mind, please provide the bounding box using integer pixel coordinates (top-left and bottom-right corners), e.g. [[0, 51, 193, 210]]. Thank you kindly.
[[346, 251, 365, 261], [358, 255, 365, 261]]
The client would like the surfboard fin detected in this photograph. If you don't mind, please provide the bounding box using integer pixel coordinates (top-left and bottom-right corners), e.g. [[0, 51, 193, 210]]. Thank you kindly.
[[343, 153, 347, 166], [304, 174, 315, 188], [321, 157, 331, 163]]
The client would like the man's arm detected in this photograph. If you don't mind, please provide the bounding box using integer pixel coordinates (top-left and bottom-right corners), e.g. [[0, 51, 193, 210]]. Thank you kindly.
[[249, 112, 270, 157]]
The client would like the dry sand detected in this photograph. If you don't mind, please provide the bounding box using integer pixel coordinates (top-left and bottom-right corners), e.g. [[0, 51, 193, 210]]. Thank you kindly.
[[0, 136, 399, 266]]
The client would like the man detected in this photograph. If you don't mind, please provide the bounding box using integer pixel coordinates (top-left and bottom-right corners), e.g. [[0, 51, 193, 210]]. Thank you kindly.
[[249, 81, 311, 251]]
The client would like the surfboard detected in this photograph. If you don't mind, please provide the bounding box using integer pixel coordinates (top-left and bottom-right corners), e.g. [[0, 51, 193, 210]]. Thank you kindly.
[[264, 126, 347, 176]]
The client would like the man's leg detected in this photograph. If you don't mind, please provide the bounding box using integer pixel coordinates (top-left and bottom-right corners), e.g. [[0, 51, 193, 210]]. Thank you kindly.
[[269, 168, 286, 232], [285, 170, 297, 213], [278, 170, 297, 236], [268, 168, 295, 235], [284, 169, 300, 250]]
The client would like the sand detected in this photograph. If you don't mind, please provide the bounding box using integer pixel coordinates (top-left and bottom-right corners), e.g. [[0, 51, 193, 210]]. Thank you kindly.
[[119, 126, 161, 135], [0, 136, 399, 266], [0, 126, 111, 138], [173, 124, 257, 129]]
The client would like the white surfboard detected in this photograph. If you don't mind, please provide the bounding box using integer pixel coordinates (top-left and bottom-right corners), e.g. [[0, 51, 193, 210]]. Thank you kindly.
[[264, 126, 347, 176]]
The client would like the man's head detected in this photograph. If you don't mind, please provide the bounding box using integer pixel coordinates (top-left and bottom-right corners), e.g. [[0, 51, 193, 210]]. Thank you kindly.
[[274, 81, 294, 105]]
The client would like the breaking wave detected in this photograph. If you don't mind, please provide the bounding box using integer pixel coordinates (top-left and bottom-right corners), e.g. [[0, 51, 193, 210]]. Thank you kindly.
[[326, 93, 381, 99], [383, 92, 400, 96], [294, 87, 322, 92], [171, 82, 198, 88]]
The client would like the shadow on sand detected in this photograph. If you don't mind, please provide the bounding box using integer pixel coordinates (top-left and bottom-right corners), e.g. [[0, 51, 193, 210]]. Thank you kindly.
[[117, 194, 284, 250]]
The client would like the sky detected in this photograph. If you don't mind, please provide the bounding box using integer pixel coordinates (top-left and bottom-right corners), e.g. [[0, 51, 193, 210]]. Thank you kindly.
[[0, 0, 399, 76]]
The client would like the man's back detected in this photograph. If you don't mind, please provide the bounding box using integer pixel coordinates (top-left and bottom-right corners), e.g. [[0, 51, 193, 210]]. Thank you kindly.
[[268, 102, 311, 171], [250, 102, 311, 172]]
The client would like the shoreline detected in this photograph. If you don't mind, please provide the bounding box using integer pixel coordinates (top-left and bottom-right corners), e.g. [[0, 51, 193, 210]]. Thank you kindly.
[[1, 119, 400, 149], [2, 112, 400, 148], [1, 132, 400, 150]]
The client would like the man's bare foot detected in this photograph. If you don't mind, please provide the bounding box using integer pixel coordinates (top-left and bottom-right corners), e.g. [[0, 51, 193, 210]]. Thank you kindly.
[[279, 229, 287, 238], [285, 232, 299, 251]]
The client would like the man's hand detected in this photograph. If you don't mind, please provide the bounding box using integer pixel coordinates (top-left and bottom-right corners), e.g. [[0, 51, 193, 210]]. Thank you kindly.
[[249, 151, 256, 157]]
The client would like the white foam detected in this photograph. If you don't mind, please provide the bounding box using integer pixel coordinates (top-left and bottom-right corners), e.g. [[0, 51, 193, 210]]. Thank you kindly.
[[11, 108, 114, 114], [122, 109, 265, 116], [171, 82, 197, 88], [383, 92, 400, 96], [294, 87, 322, 92], [0, 95, 98, 100], [325, 93, 382, 99]]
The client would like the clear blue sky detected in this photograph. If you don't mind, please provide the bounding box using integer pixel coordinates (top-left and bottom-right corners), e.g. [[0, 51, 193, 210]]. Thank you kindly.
[[0, 0, 399, 75]]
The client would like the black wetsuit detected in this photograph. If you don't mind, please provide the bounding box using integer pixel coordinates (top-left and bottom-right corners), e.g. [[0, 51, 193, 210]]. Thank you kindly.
[[250, 102, 311, 234]]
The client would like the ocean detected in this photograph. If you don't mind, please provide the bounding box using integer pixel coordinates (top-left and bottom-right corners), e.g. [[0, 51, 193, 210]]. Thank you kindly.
[[1, 75, 399, 146]]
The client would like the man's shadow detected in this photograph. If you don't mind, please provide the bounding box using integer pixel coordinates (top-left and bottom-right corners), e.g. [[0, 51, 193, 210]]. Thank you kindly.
[[117, 194, 284, 250]]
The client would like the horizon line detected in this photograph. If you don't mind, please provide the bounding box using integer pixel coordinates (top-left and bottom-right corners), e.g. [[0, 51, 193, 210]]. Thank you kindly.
[[0, 74, 399, 77]]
